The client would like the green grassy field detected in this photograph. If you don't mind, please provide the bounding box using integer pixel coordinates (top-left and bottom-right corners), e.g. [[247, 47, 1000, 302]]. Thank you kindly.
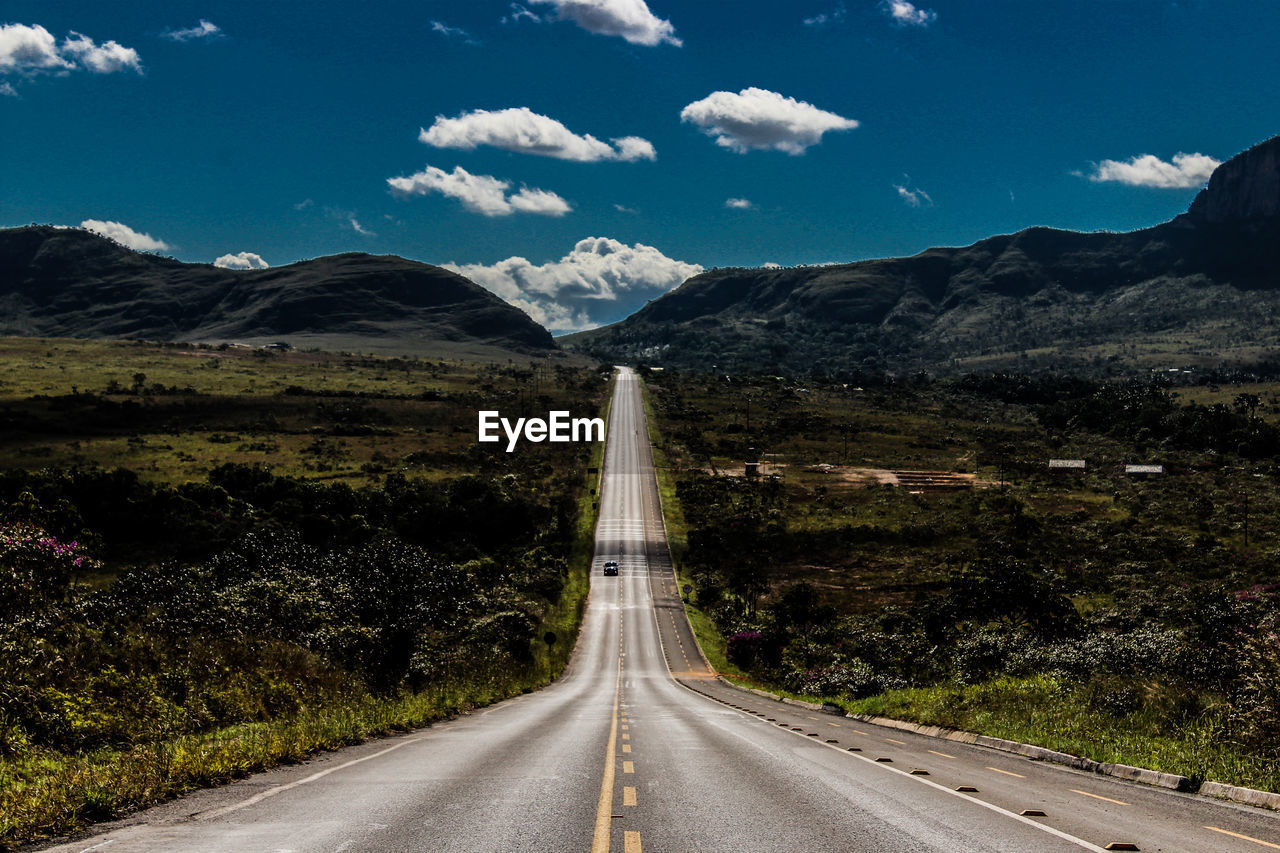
[[639, 368, 1280, 795], [0, 338, 612, 848]]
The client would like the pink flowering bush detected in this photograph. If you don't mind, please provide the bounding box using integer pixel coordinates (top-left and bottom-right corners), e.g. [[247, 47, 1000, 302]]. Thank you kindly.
[[0, 523, 96, 619]]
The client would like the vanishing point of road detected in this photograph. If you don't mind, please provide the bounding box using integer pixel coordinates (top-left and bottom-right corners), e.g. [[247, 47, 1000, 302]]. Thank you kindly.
[[39, 367, 1280, 852]]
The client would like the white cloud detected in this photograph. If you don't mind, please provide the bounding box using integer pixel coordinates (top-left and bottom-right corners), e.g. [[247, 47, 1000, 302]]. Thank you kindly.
[[81, 219, 170, 252], [894, 180, 932, 207], [680, 87, 857, 155], [884, 0, 937, 26], [0, 23, 72, 72], [527, 0, 681, 47], [349, 217, 376, 236], [0, 24, 141, 79], [446, 237, 702, 332], [420, 107, 656, 162], [164, 20, 221, 42], [388, 164, 571, 217], [502, 3, 544, 24], [803, 4, 846, 26], [214, 251, 269, 270], [0, 81, 16, 97], [60, 32, 141, 73], [762, 262, 782, 269], [725, 197, 754, 209], [431, 21, 478, 43], [613, 203, 638, 214], [1088, 152, 1221, 189]]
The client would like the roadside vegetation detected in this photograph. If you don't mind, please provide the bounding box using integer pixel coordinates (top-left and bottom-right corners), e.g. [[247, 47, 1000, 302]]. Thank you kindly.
[[641, 367, 1280, 794], [0, 338, 611, 849]]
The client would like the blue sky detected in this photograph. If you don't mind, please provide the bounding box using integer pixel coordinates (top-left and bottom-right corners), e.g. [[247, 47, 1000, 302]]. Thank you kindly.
[[3, 1, 1279, 332]]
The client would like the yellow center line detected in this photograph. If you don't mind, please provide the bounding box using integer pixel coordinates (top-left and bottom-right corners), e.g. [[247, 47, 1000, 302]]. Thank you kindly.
[[622, 733, 630, 740], [624, 831, 642, 853], [827, 722, 842, 727], [622, 744, 632, 753], [928, 749, 957, 759], [1070, 789, 1129, 806], [851, 730, 870, 736], [885, 738, 908, 745], [591, 658, 623, 853], [623, 761, 634, 773], [1205, 826, 1280, 850], [987, 766, 1026, 779], [623, 786, 637, 806]]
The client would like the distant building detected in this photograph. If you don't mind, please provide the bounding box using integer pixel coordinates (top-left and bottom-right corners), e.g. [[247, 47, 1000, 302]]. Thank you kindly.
[[1048, 459, 1086, 471], [1124, 464, 1164, 476]]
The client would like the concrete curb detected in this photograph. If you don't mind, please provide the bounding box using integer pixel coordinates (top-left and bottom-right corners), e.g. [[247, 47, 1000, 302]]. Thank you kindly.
[[712, 678, 1280, 810], [1199, 781, 1280, 810], [718, 678, 825, 712], [847, 713, 1193, 792]]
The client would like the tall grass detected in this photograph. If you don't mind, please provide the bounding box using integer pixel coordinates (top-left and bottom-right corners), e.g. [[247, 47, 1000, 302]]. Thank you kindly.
[[846, 676, 1280, 794]]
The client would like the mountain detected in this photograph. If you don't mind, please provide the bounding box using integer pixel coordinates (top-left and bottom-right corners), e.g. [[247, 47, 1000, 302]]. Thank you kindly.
[[566, 135, 1280, 375], [0, 226, 556, 357]]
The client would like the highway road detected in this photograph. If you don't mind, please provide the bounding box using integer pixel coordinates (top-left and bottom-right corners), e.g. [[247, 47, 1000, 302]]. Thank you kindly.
[[39, 367, 1280, 852]]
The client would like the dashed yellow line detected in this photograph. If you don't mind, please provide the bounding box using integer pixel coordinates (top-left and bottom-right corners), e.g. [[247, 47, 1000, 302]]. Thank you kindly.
[[622, 744, 632, 753], [1204, 826, 1280, 850], [986, 766, 1026, 779], [624, 830, 642, 853], [623, 761, 634, 774], [623, 786, 637, 806], [1070, 789, 1129, 806], [885, 738, 908, 745], [928, 749, 957, 759]]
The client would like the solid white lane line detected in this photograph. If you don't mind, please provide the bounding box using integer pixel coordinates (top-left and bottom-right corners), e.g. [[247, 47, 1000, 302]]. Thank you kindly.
[[687, 691, 1112, 853], [197, 737, 423, 821]]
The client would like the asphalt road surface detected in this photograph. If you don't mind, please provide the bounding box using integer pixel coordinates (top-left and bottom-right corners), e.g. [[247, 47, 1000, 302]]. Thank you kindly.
[[38, 367, 1280, 852]]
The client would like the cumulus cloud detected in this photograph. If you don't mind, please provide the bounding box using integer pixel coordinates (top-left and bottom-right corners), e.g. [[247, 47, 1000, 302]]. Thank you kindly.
[[680, 87, 857, 155], [164, 20, 221, 42], [725, 197, 754, 209], [446, 237, 702, 332], [0, 23, 72, 72], [1087, 152, 1221, 189], [884, 0, 937, 26], [0, 25, 141, 92], [214, 251, 269, 270], [60, 32, 141, 73], [81, 219, 170, 252], [528, 0, 681, 46], [388, 164, 571, 217], [894, 179, 932, 207], [420, 107, 655, 162]]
